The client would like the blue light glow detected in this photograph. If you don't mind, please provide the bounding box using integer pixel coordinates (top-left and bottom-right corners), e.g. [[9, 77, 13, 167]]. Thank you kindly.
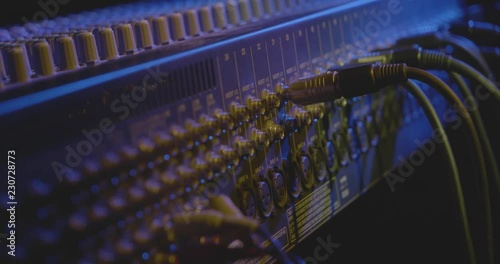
[[136, 211, 144, 218], [0, 0, 383, 117], [169, 244, 176, 252], [111, 177, 119, 186]]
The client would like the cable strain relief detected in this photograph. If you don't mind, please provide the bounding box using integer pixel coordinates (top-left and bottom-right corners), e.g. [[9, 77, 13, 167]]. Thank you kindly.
[[372, 63, 408, 88], [421, 49, 451, 69]]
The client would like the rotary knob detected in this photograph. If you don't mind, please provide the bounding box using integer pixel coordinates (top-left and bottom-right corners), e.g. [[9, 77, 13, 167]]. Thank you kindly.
[[262, 0, 275, 15], [185, 9, 201, 37], [115, 23, 137, 55], [32, 40, 55, 76], [5, 45, 31, 82], [97, 27, 119, 60], [170, 13, 187, 41], [238, 0, 253, 22], [226, 0, 241, 25], [250, 0, 264, 18], [134, 19, 154, 50], [151, 16, 171, 45], [199, 6, 215, 33], [274, 0, 284, 12], [213, 2, 229, 29], [56, 36, 80, 71], [77, 31, 100, 65]]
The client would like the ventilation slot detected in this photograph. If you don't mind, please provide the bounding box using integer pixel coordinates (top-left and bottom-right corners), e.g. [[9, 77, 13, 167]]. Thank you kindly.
[[127, 57, 216, 116]]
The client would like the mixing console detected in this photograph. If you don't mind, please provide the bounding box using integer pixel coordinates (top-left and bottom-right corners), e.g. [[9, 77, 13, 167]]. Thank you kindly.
[[1, 0, 487, 263]]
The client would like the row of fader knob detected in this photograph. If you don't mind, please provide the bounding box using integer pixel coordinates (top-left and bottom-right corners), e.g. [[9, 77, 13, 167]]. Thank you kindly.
[[4, 0, 309, 39], [0, 0, 313, 85]]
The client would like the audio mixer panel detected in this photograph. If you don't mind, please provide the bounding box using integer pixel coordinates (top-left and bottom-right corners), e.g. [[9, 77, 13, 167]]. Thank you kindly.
[[0, 0, 464, 263]]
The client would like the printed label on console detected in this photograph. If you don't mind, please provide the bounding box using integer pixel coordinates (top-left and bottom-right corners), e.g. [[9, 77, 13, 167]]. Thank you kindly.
[[286, 182, 333, 243]]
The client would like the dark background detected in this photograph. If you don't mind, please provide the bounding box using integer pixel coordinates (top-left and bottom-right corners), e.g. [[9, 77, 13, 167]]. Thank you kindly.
[[0, 0, 138, 27], [0, 0, 497, 27]]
